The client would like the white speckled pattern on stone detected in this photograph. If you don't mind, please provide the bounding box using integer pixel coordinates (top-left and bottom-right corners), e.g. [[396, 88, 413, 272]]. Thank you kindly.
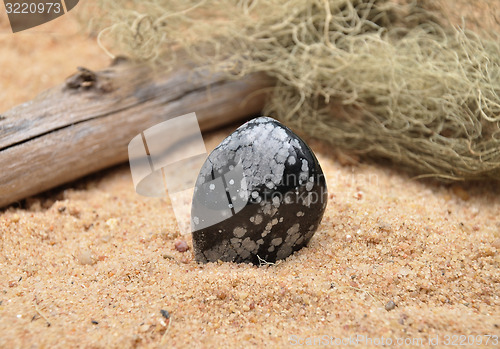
[[191, 117, 328, 264]]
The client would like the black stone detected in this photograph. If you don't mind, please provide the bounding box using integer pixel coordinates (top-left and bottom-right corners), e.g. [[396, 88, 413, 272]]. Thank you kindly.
[[191, 116, 327, 264]]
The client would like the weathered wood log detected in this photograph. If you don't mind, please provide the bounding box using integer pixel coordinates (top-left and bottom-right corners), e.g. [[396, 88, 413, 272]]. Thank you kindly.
[[0, 58, 273, 208]]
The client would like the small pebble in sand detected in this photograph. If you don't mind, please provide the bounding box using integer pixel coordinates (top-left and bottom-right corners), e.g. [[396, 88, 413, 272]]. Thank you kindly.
[[378, 222, 392, 232], [175, 240, 189, 252], [139, 324, 150, 333], [160, 309, 170, 319], [68, 206, 80, 217], [11, 214, 20, 223], [385, 300, 397, 311], [452, 185, 470, 201], [77, 249, 95, 265], [105, 218, 118, 229]]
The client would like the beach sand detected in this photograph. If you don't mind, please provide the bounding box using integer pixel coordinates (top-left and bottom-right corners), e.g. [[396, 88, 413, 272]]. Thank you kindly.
[[0, 2, 499, 348]]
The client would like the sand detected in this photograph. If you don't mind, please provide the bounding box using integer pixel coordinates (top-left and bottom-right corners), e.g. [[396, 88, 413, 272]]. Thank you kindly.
[[1, 2, 499, 348]]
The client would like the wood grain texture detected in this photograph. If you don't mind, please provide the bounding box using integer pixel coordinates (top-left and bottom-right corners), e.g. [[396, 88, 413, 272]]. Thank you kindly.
[[0, 59, 273, 208]]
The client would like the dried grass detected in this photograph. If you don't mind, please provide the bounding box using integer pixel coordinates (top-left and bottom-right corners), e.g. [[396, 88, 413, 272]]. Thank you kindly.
[[84, 0, 500, 180]]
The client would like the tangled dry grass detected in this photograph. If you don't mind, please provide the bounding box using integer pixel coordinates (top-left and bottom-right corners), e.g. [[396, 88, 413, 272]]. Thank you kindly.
[[85, 0, 500, 180]]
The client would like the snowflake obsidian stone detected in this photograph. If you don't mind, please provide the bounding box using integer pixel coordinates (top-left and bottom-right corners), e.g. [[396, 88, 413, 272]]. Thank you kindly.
[[191, 116, 327, 264]]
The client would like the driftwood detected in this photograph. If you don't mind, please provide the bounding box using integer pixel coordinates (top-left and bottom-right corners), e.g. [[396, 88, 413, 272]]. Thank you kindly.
[[0, 58, 273, 208]]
